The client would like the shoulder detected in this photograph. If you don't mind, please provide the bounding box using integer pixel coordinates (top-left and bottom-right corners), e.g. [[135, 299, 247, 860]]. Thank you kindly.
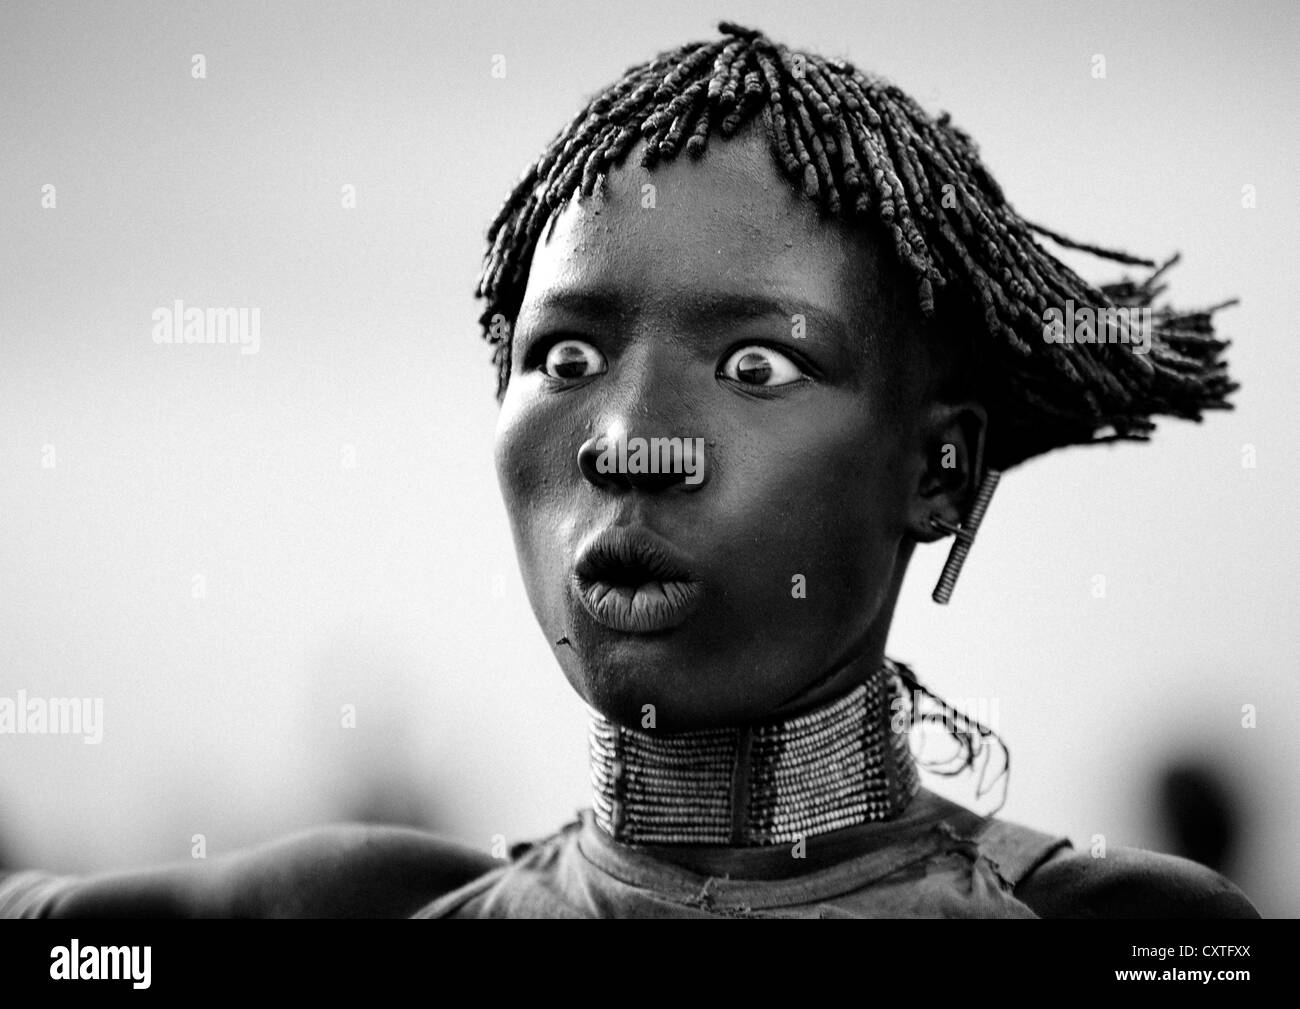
[[214, 822, 500, 917], [14, 823, 498, 918], [1014, 845, 1259, 919]]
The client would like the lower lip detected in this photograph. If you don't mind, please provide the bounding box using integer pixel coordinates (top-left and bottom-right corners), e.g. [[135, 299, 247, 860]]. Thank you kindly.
[[575, 576, 704, 633]]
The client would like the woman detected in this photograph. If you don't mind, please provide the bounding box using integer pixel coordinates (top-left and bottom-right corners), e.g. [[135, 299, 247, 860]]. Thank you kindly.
[[0, 22, 1257, 918]]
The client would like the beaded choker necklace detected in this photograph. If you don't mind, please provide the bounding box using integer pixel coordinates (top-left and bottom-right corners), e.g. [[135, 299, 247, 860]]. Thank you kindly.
[[588, 659, 920, 846]]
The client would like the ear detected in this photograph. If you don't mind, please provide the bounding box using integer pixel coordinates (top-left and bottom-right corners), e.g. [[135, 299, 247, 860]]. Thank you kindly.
[[905, 400, 988, 543]]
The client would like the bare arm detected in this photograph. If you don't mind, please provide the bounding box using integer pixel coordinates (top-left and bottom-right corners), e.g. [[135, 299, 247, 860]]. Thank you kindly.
[[0, 823, 498, 918], [1015, 846, 1260, 919]]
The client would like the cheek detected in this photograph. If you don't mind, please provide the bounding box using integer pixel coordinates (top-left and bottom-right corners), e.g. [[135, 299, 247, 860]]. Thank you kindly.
[[493, 394, 583, 572], [492, 391, 531, 504], [495, 387, 560, 502], [754, 417, 906, 605]]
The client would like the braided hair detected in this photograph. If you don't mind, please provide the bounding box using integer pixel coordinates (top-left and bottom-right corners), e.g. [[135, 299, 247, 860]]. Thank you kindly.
[[474, 20, 1236, 472]]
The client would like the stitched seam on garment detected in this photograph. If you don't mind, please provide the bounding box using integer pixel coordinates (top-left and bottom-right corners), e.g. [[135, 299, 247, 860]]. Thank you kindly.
[[991, 837, 1074, 893], [971, 818, 1074, 887]]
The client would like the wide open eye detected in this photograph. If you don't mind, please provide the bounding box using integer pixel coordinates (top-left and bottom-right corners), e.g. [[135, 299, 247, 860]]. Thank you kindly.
[[718, 345, 805, 387], [542, 339, 606, 380]]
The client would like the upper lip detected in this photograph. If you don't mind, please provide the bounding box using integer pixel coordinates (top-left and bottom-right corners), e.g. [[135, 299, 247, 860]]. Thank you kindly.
[[574, 526, 700, 585]]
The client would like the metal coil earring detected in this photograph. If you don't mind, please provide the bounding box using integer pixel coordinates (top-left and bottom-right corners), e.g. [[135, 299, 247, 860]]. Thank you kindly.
[[930, 469, 1002, 604]]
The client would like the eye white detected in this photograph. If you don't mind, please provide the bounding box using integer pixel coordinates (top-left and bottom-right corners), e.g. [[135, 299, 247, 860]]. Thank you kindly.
[[543, 339, 606, 379], [720, 345, 804, 386]]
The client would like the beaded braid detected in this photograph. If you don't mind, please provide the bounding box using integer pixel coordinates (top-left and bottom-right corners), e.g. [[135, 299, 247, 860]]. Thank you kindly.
[[892, 659, 1010, 814], [474, 21, 1237, 472]]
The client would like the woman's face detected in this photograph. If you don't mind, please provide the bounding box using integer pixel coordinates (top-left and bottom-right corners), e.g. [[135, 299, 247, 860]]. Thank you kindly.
[[494, 124, 935, 732]]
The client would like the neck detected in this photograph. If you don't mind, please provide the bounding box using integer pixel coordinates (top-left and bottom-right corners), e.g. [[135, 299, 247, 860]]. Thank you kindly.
[[588, 658, 919, 847]]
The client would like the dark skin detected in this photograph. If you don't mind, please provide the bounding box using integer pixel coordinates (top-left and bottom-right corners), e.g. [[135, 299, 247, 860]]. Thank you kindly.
[[495, 120, 979, 734], [1, 124, 1257, 919]]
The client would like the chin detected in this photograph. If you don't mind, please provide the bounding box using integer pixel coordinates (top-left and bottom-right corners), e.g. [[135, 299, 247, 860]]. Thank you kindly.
[[565, 652, 792, 734]]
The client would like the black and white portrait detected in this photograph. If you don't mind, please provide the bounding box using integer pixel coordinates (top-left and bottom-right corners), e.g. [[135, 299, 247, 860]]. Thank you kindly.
[[1, 0, 1293, 961]]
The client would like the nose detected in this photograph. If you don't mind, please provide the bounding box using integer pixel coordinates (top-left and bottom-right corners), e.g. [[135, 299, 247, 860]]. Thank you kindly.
[[576, 339, 710, 494], [577, 423, 709, 493]]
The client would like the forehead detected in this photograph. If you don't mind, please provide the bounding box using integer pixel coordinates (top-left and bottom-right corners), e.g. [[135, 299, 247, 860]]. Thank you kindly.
[[519, 124, 918, 364]]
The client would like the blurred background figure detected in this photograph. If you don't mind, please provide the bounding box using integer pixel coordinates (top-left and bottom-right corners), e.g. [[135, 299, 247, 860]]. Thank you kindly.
[[1157, 760, 1240, 876]]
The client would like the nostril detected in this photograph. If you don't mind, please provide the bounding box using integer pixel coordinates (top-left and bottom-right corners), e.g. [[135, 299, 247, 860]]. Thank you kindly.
[[577, 434, 613, 485]]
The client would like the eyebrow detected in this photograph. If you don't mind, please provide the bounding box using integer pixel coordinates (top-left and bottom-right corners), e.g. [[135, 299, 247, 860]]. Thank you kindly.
[[525, 286, 852, 345]]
